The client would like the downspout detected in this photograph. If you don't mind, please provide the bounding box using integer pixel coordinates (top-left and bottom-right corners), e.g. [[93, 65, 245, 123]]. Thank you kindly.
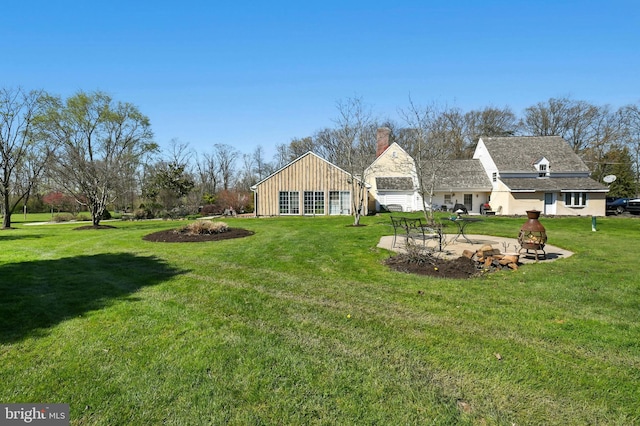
[[250, 185, 258, 218]]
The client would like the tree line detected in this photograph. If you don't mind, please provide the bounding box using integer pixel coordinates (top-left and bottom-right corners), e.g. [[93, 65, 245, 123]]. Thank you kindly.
[[274, 96, 639, 223], [2, 87, 639, 228]]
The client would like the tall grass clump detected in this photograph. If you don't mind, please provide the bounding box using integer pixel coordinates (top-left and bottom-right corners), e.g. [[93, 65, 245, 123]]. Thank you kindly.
[[175, 220, 228, 235]]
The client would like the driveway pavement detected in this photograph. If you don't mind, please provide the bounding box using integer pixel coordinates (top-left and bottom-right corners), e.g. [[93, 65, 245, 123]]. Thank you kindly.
[[377, 233, 573, 264]]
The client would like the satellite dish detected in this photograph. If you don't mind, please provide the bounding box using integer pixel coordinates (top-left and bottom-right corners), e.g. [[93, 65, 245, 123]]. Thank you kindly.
[[603, 175, 617, 184]]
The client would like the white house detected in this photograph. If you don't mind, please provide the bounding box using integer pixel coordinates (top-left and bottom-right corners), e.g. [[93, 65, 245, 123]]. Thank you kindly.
[[365, 137, 422, 212], [473, 136, 608, 215], [365, 128, 492, 213]]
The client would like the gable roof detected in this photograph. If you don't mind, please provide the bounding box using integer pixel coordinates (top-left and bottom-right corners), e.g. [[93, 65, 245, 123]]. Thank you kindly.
[[250, 151, 366, 190], [480, 136, 590, 173], [433, 159, 492, 191], [366, 142, 413, 170]]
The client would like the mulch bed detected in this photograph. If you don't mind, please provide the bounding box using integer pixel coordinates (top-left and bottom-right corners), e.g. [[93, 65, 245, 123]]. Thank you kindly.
[[74, 225, 118, 230], [142, 227, 254, 243], [384, 255, 480, 279]]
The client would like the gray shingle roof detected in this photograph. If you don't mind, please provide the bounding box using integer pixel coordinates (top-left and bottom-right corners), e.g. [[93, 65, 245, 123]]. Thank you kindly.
[[376, 177, 414, 190], [432, 159, 492, 190], [501, 177, 609, 192], [482, 136, 590, 173]]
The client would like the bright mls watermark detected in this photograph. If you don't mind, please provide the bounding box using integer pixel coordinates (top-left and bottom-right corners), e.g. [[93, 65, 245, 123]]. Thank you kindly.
[[1, 404, 69, 425]]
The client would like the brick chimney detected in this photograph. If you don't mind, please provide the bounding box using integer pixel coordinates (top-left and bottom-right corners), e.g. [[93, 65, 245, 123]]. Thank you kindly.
[[376, 127, 391, 157]]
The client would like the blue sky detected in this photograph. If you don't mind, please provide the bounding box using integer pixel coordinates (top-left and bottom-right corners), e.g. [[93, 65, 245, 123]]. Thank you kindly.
[[3, 1, 639, 159]]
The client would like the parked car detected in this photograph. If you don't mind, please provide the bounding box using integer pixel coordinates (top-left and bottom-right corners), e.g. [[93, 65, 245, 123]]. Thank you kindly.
[[627, 198, 640, 215], [606, 197, 630, 215]]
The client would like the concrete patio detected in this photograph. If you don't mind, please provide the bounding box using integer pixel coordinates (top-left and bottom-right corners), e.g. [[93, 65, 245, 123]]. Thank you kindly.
[[377, 233, 573, 264]]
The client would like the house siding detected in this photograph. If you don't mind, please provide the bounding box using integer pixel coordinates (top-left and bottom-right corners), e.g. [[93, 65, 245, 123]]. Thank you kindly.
[[475, 136, 608, 216], [365, 143, 419, 212], [252, 152, 362, 217]]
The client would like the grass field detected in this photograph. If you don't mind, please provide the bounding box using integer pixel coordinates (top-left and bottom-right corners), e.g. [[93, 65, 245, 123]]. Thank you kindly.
[[1, 214, 639, 425]]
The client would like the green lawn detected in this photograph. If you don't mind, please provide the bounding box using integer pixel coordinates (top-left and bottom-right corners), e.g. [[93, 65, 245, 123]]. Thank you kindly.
[[1, 214, 639, 425]]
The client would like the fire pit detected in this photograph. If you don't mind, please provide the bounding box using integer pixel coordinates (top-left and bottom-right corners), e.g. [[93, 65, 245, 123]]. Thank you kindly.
[[518, 210, 547, 260]]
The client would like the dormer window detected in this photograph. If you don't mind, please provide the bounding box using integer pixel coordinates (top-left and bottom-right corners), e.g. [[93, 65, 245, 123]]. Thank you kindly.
[[535, 158, 550, 178], [538, 164, 548, 177]]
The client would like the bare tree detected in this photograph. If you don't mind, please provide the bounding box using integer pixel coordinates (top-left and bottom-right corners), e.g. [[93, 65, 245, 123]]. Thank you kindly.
[[214, 143, 239, 191], [41, 91, 156, 226], [166, 138, 194, 169], [328, 96, 377, 226], [621, 103, 640, 195], [399, 99, 452, 222], [273, 143, 291, 169], [236, 152, 256, 191], [522, 97, 599, 153], [195, 151, 219, 202], [0, 87, 55, 228], [288, 136, 316, 159], [438, 107, 467, 159], [251, 145, 273, 181], [313, 127, 343, 165], [463, 106, 518, 153], [580, 105, 624, 176]]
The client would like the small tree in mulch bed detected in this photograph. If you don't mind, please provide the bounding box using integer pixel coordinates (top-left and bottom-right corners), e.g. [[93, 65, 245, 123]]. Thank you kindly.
[[384, 239, 479, 279]]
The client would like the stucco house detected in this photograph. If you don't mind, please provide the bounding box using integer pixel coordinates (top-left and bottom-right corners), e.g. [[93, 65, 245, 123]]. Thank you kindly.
[[250, 151, 367, 217], [365, 128, 492, 213], [473, 136, 609, 215], [366, 131, 607, 216], [365, 136, 421, 212]]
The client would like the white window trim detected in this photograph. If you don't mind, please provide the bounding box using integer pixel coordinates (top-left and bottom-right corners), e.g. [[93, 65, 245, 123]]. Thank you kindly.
[[303, 191, 325, 215], [329, 191, 351, 215], [279, 191, 300, 215], [564, 192, 587, 207]]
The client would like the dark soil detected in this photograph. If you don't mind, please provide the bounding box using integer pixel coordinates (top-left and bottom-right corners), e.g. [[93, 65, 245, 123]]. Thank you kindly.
[[142, 227, 254, 243], [385, 254, 480, 279], [74, 225, 118, 230]]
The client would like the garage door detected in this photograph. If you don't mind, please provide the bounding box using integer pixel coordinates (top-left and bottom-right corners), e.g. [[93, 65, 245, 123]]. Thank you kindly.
[[381, 192, 412, 212]]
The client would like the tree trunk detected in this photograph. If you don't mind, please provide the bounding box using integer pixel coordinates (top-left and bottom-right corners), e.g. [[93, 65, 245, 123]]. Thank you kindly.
[[352, 182, 365, 226], [2, 212, 11, 229], [91, 201, 102, 227], [353, 209, 361, 226], [2, 195, 12, 229]]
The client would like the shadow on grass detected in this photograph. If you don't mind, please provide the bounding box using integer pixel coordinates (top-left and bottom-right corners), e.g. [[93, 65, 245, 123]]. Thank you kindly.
[[0, 253, 186, 343], [0, 232, 44, 241]]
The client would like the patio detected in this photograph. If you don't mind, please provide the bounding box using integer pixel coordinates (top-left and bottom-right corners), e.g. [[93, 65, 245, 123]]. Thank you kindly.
[[377, 233, 573, 264]]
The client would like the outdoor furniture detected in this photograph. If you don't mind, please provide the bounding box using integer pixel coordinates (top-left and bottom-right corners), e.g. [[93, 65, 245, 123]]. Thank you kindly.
[[448, 216, 483, 244], [480, 203, 495, 215], [390, 216, 443, 251], [453, 203, 468, 215]]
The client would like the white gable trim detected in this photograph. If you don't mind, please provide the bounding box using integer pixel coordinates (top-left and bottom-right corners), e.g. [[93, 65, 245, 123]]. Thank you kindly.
[[251, 151, 369, 190]]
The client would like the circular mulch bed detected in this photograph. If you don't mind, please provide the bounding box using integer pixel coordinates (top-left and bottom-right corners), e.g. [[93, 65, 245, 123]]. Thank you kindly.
[[384, 255, 480, 279], [142, 227, 254, 243]]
